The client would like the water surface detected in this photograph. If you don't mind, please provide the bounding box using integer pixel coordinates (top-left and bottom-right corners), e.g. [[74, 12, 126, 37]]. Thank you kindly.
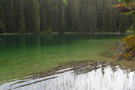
[[0, 34, 121, 85], [0, 61, 135, 90]]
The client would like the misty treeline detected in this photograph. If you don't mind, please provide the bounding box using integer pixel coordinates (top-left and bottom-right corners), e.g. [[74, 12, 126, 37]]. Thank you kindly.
[[0, 0, 134, 33]]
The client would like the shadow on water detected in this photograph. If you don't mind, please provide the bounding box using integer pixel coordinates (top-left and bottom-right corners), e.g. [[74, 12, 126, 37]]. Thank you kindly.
[[0, 61, 135, 90]]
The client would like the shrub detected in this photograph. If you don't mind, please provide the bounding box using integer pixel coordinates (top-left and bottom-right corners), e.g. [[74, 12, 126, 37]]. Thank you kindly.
[[46, 27, 52, 34], [122, 35, 135, 48]]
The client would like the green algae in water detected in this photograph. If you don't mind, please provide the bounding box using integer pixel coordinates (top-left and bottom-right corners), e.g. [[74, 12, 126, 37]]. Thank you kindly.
[[0, 34, 121, 82]]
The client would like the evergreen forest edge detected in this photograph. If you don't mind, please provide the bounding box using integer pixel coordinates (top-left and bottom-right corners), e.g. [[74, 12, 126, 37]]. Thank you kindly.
[[0, 0, 135, 34]]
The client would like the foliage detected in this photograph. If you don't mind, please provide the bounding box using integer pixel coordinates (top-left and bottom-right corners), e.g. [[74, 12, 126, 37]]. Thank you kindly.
[[113, 0, 135, 34], [122, 35, 135, 59], [126, 29, 135, 34], [122, 35, 135, 48], [111, 35, 135, 60], [112, 4, 128, 8], [46, 27, 52, 34], [118, 0, 131, 5], [18, 0, 25, 33], [5, 0, 17, 32], [63, 0, 67, 5], [112, 0, 135, 14], [111, 0, 135, 60], [0, 0, 133, 33], [0, 20, 5, 32]]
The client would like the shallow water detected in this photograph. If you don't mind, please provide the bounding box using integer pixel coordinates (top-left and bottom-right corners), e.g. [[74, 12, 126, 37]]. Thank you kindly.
[[0, 62, 135, 90], [0, 34, 121, 82], [0, 34, 123, 89]]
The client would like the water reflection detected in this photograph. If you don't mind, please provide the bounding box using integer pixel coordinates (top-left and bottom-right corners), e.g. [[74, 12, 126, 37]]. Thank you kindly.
[[0, 62, 135, 90]]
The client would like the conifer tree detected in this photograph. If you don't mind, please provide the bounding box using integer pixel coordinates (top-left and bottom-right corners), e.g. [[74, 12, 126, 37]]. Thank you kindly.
[[31, 0, 40, 33], [5, 0, 17, 32], [40, 9, 47, 31], [1, 0, 134, 33], [119, 14, 131, 32], [0, 0, 6, 32], [14, 0, 20, 29], [18, 0, 25, 33], [71, 0, 80, 31], [25, 0, 40, 33], [59, 0, 66, 33]]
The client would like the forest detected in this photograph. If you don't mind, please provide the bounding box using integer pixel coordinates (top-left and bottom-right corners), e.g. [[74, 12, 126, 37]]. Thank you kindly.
[[1, 0, 135, 89], [0, 0, 134, 33]]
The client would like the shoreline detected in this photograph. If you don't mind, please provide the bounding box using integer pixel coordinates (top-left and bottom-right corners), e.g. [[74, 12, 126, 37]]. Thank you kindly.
[[0, 32, 125, 36], [0, 56, 134, 83]]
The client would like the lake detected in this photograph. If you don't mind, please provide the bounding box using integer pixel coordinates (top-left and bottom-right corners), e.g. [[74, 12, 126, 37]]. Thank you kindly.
[[0, 34, 130, 90]]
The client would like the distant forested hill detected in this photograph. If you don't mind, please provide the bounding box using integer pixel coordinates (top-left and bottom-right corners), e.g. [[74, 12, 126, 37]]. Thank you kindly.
[[0, 0, 133, 33]]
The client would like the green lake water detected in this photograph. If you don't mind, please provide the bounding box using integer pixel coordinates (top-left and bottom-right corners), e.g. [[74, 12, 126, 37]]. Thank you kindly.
[[0, 34, 121, 83]]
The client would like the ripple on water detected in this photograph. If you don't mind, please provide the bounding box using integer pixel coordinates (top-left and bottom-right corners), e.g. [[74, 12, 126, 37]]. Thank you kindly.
[[0, 62, 135, 90]]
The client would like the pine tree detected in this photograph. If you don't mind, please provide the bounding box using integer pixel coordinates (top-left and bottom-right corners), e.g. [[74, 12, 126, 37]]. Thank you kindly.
[[40, 9, 46, 31], [14, 0, 20, 29], [59, 10, 65, 33], [5, 0, 17, 33], [119, 14, 128, 32], [71, 0, 80, 31], [2, 0, 133, 33], [0, 0, 6, 32], [25, 0, 40, 33], [59, 0, 66, 33], [18, 0, 25, 33]]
